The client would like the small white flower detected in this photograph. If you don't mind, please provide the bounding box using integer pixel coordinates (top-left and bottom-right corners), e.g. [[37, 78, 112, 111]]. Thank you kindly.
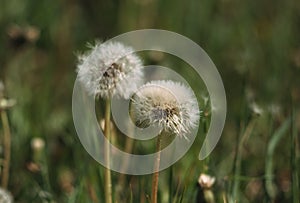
[[76, 41, 143, 99], [130, 80, 200, 138], [198, 173, 216, 189]]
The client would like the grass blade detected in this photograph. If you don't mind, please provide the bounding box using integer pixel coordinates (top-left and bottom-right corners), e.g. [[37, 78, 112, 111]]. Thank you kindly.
[[265, 118, 291, 200], [291, 106, 299, 203]]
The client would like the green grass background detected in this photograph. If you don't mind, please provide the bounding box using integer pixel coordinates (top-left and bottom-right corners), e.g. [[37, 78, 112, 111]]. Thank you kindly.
[[0, 0, 299, 202]]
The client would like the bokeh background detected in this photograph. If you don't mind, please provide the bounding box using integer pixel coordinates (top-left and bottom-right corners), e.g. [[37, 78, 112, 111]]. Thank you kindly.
[[0, 0, 299, 202]]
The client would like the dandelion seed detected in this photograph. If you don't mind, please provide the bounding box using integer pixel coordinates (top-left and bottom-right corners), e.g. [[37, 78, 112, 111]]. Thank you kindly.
[[130, 80, 200, 138], [76, 41, 143, 99]]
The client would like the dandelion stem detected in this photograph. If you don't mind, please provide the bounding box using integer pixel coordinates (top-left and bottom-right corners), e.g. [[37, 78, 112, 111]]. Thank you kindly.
[[168, 165, 173, 203], [151, 132, 163, 203], [104, 99, 112, 203], [1, 109, 11, 189], [116, 125, 134, 201]]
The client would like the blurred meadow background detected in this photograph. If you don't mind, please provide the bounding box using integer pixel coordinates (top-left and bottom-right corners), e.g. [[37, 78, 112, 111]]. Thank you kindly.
[[0, 0, 300, 202]]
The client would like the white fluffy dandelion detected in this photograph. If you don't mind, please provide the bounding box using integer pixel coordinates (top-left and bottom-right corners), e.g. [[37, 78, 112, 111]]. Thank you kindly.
[[130, 80, 200, 138], [76, 41, 143, 99]]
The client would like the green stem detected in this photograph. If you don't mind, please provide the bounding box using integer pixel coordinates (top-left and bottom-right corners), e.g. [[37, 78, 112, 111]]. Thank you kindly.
[[151, 133, 162, 203], [203, 189, 215, 203], [168, 165, 173, 203], [1, 110, 11, 189], [104, 99, 112, 203]]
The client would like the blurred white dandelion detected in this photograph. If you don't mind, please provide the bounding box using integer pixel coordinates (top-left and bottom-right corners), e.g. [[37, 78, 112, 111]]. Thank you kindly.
[[130, 80, 200, 138], [76, 41, 143, 99], [0, 188, 13, 203], [31, 137, 45, 151], [250, 102, 263, 116]]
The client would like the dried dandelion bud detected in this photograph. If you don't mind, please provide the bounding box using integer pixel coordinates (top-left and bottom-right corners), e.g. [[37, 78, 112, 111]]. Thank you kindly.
[[130, 80, 199, 138], [76, 41, 143, 99]]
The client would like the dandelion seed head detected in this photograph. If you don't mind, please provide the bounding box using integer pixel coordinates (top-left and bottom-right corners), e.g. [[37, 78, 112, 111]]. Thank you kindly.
[[131, 80, 200, 138], [77, 41, 143, 99]]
